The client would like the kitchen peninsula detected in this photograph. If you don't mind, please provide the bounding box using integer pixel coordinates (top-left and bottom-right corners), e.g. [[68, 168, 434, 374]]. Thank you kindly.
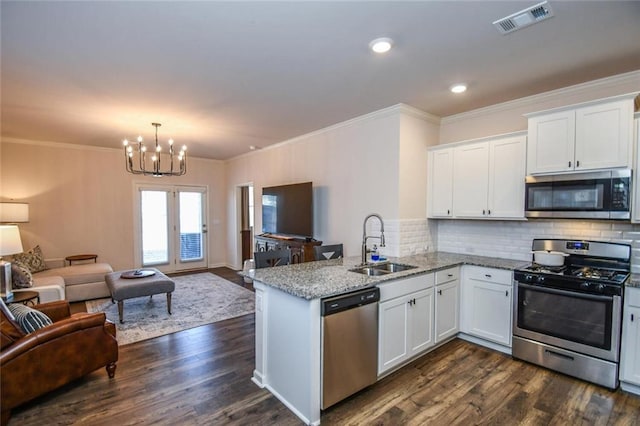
[[243, 252, 525, 425]]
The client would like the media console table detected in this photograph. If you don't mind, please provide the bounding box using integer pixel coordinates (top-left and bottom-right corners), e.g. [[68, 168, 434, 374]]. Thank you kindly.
[[254, 234, 322, 264]]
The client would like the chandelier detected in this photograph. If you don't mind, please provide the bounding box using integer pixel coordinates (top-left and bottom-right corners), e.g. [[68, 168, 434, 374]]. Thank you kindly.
[[122, 122, 187, 176]]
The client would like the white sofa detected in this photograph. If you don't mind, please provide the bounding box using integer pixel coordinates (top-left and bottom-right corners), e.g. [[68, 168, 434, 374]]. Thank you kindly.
[[12, 258, 113, 303]]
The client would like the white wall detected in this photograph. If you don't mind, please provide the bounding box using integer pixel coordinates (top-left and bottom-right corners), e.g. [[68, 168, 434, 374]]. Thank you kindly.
[[225, 104, 440, 268], [0, 140, 228, 271]]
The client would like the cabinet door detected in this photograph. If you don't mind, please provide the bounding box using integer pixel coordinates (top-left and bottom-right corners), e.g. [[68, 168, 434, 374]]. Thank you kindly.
[[408, 289, 434, 356], [620, 306, 640, 385], [488, 135, 526, 218], [575, 99, 633, 171], [527, 110, 575, 174], [453, 142, 490, 218], [620, 288, 640, 386], [435, 280, 459, 343], [466, 279, 512, 346], [378, 295, 410, 374], [428, 148, 453, 217]]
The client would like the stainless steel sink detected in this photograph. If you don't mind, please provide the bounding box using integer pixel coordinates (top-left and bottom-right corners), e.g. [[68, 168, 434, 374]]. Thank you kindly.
[[349, 267, 391, 276], [349, 262, 417, 276], [371, 262, 417, 273]]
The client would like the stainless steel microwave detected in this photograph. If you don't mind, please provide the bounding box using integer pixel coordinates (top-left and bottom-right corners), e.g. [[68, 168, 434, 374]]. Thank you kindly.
[[525, 169, 631, 219]]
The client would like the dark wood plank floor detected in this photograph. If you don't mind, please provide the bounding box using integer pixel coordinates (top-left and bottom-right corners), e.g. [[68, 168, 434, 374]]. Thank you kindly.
[[9, 268, 640, 425]]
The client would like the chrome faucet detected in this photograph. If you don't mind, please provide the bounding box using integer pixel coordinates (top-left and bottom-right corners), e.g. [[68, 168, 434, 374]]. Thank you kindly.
[[361, 213, 386, 265]]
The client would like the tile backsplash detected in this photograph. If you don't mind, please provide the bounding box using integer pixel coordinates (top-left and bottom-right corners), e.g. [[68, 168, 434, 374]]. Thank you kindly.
[[436, 219, 640, 272]]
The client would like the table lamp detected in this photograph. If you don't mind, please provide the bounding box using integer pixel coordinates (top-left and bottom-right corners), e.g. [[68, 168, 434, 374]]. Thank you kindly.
[[0, 225, 24, 301]]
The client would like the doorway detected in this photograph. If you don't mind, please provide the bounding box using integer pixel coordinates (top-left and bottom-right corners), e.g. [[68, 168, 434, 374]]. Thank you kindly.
[[134, 184, 208, 272], [238, 184, 254, 267]]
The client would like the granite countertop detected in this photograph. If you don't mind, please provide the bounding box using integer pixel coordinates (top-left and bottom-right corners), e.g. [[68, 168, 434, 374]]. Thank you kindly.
[[241, 251, 528, 300], [627, 274, 640, 289]]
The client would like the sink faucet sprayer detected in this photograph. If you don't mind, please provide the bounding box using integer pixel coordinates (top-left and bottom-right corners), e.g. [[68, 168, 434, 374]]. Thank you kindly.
[[361, 213, 386, 265]]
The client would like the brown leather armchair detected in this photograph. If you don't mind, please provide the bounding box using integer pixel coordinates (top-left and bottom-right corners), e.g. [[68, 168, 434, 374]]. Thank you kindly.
[[0, 300, 118, 425]]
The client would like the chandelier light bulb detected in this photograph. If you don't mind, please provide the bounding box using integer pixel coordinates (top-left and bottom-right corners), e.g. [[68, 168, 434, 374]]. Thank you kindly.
[[123, 139, 129, 146], [137, 135, 143, 143], [127, 146, 133, 153], [168, 139, 174, 145], [156, 146, 162, 152], [182, 145, 187, 151], [141, 146, 147, 152]]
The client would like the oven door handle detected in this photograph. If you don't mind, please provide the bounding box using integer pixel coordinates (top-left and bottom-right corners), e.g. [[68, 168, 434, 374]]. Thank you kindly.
[[517, 282, 614, 302]]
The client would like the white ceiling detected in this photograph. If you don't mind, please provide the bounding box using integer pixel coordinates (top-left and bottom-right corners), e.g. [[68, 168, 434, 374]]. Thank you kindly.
[[2, 1, 640, 160]]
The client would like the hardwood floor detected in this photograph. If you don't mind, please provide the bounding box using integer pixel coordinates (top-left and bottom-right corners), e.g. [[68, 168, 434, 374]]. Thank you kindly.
[[9, 268, 640, 425]]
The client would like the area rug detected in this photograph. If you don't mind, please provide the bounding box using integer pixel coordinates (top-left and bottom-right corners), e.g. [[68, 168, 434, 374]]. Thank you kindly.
[[86, 272, 254, 346]]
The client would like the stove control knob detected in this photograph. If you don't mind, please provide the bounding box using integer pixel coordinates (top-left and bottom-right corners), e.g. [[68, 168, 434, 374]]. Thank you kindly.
[[580, 282, 591, 289], [536, 275, 545, 284], [595, 284, 605, 293], [525, 274, 533, 282]]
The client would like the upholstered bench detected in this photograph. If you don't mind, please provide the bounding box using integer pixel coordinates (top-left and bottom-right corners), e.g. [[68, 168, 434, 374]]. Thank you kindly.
[[104, 268, 175, 323]]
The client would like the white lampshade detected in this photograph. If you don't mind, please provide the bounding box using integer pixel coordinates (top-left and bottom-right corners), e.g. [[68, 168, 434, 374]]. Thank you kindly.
[[0, 203, 29, 223], [0, 225, 24, 256]]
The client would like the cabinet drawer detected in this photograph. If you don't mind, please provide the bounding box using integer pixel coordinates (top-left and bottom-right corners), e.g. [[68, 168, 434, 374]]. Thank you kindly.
[[436, 267, 459, 285], [464, 265, 512, 286], [378, 274, 434, 302], [626, 287, 640, 308]]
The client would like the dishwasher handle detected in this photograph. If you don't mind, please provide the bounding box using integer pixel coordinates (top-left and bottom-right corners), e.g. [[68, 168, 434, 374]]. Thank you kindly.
[[322, 287, 380, 316]]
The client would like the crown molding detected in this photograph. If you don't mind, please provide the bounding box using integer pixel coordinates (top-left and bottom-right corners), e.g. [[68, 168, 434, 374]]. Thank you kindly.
[[1, 137, 221, 163], [441, 70, 640, 125], [228, 103, 439, 162]]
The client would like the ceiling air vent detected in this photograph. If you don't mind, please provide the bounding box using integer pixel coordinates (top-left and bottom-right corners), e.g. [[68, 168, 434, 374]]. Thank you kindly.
[[493, 1, 554, 35]]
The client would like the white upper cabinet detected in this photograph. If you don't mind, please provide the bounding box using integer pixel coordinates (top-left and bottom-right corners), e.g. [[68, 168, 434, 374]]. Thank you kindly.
[[451, 134, 526, 219], [427, 148, 454, 217], [527, 110, 575, 173], [526, 95, 635, 175], [453, 142, 490, 218]]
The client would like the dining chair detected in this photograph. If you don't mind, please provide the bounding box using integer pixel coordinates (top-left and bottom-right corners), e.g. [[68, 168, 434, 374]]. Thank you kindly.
[[313, 244, 343, 260], [254, 248, 292, 268]]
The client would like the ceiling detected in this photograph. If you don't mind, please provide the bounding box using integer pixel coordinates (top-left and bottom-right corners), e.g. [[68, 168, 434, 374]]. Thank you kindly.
[[2, 1, 640, 160]]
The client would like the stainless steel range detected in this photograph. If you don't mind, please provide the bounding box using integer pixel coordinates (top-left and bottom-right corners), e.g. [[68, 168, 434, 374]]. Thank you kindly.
[[512, 239, 631, 389]]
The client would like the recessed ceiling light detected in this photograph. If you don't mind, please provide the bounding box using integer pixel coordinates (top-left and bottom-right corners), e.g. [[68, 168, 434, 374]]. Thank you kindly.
[[369, 37, 393, 54], [450, 84, 467, 94]]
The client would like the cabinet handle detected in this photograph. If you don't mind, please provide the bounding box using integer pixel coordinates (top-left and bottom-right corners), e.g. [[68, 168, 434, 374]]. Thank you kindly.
[[447, 209, 450, 215], [447, 273, 453, 277], [488, 209, 491, 215], [485, 274, 492, 278], [505, 290, 509, 297], [568, 161, 571, 168], [576, 160, 580, 167], [632, 314, 635, 322], [438, 289, 443, 295], [482, 209, 486, 215]]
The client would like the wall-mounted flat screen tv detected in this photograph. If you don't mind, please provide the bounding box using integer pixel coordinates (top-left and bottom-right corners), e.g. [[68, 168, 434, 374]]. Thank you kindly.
[[262, 182, 313, 238]]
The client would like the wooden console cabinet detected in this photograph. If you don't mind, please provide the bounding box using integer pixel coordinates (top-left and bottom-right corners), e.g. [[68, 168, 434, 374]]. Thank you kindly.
[[255, 234, 322, 264]]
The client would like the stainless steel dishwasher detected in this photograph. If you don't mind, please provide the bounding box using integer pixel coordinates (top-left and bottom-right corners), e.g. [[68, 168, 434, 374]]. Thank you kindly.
[[321, 287, 379, 409]]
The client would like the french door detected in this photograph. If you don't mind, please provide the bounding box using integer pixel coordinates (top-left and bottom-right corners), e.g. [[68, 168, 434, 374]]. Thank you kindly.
[[134, 184, 208, 272]]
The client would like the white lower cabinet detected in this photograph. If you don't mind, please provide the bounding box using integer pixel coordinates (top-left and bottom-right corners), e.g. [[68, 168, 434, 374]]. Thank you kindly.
[[435, 267, 460, 343], [378, 275, 434, 375], [620, 287, 640, 394], [460, 266, 513, 347]]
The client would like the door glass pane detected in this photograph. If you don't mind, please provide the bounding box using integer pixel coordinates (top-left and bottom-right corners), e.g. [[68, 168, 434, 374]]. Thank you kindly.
[[179, 191, 203, 261], [141, 191, 168, 265]]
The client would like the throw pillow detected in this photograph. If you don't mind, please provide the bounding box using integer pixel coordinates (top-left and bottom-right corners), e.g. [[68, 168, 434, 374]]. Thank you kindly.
[[7, 303, 53, 334], [11, 262, 33, 288], [11, 245, 47, 273]]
